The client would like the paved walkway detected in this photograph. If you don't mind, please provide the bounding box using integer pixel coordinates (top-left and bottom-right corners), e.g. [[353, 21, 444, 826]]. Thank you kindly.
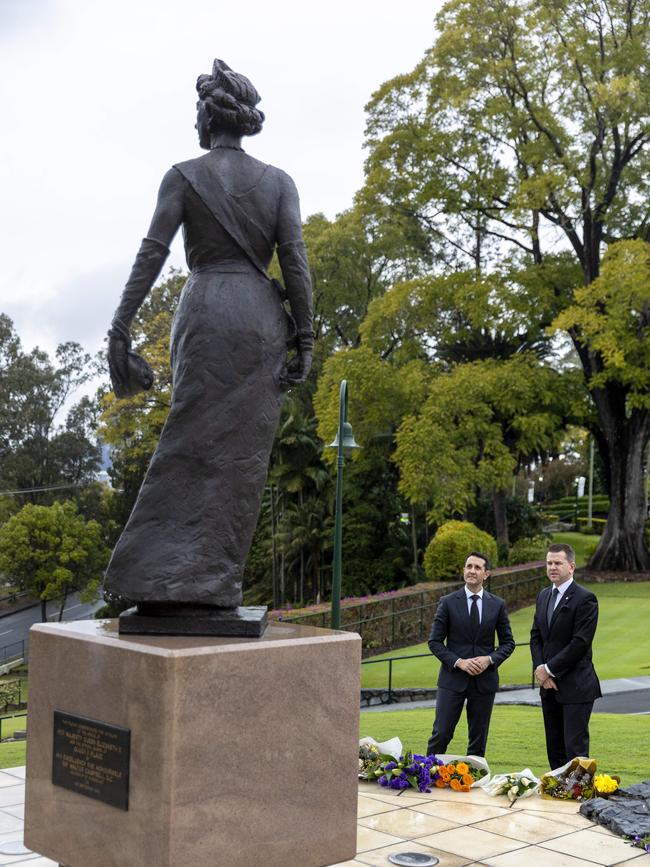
[[363, 676, 650, 714], [0, 767, 644, 866]]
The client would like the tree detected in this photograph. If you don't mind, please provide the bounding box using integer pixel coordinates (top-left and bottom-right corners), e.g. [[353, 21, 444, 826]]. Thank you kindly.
[[314, 347, 431, 590], [362, 0, 650, 568], [0, 501, 109, 621], [394, 354, 580, 552], [555, 239, 650, 567], [0, 314, 100, 502]]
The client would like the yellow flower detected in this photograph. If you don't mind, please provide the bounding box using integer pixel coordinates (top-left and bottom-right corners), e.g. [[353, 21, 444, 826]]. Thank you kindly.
[[456, 762, 470, 775], [594, 774, 619, 794]]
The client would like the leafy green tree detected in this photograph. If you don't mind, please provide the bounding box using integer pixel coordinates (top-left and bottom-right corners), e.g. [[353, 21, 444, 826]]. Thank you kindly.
[[395, 355, 581, 552], [264, 394, 334, 606], [0, 501, 109, 621], [0, 314, 100, 503], [361, 0, 650, 568], [555, 239, 650, 566]]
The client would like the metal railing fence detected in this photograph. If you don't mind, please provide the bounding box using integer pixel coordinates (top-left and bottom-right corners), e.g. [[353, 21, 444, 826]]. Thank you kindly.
[[0, 712, 27, 742], [0, 640, 26, 666], [361, 641, 535, 704]]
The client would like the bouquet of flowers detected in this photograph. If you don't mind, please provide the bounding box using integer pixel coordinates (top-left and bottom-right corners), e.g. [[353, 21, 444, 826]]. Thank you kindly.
[[593, 773, 620, 797], [434, 758, 489, 791], [358, 736, 402, 781], [435, 753, 491, 789], [377, 752, 444, 793], [484, 769, 540, 805], [541, 758, 597, 800]]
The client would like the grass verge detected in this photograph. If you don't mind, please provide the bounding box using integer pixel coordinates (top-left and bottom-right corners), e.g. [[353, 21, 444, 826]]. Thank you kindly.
[[0, 742, 25, 769]]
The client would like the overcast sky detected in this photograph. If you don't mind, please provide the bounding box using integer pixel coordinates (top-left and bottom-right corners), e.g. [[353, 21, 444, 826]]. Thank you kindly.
[[0, 0, 441, 360]]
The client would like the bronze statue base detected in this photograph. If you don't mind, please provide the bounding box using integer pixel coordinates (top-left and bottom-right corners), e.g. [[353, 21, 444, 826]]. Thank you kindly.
[[118, 604, 268, 637]]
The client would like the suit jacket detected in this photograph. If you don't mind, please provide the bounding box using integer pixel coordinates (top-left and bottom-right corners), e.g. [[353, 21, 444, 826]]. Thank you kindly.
[[428, 589, 515, 695], [530, 581, 601, 704]]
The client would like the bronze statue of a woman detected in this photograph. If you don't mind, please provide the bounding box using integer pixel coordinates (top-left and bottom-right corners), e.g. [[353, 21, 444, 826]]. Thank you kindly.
[[104, 60, 313, 636]]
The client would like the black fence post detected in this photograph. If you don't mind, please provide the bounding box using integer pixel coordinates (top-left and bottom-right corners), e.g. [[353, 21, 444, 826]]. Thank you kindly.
[[388, 658, 393, 704]]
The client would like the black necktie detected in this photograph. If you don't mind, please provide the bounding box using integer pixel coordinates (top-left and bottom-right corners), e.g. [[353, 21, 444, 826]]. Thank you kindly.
[[547, 587, 559, 627], [470, 594, 480, 634]]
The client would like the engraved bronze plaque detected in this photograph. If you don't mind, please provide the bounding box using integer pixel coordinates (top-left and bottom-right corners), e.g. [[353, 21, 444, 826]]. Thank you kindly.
[[52, 711, 130, 810]]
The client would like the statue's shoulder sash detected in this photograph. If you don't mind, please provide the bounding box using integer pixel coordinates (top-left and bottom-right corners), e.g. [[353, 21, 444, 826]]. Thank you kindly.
[[173, 158, 273, 277]]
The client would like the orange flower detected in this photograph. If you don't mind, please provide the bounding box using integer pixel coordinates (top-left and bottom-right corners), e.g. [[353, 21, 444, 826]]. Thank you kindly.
[[450, 778, 462, 791], [462, 774, 474, 786], [440, 769, 451, 782], [445, 764, 456, 774], [456, 762, 469, 775], [435, 778, 446, 788], [460, 784, 471, 792]]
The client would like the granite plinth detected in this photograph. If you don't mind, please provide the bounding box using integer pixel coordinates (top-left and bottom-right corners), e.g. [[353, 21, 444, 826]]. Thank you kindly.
[[24, 619, 361, 867], [118, 604, 268, 637]]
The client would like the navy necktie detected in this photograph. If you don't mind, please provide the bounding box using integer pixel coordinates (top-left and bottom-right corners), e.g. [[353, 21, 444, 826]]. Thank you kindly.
[[547, 587, 559, 628], [470, 594, 480, 634]]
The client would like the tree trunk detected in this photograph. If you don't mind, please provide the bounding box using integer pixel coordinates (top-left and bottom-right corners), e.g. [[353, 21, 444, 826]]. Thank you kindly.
[[40, 599, 47, 623], [492, 488, 509, 558], [57, 588, 69, 622], [589, 406, 650, 570]]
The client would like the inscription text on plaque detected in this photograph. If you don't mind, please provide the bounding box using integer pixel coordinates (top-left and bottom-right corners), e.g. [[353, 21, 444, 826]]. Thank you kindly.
[[52, 711, 130, 810]]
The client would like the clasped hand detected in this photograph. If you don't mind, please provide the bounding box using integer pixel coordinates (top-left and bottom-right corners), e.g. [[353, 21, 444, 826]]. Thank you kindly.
[[534, 664, 559, 690], [456, 656, 491, 675]]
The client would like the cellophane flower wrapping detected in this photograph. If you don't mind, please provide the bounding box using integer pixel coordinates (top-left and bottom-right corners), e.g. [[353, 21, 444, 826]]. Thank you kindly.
[[484, 769, 541, 803], [358, 736, 402, 780], [541, 757, 597, 800], [435, 754, 491, 788]]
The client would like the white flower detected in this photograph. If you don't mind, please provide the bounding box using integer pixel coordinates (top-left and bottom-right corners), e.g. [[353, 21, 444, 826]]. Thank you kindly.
[[520, 777, 530, 786], [510, 786, 519, 795]]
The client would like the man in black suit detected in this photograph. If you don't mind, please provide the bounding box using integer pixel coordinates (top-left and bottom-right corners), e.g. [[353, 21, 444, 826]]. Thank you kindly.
[[530, 543, 601, 769], [426, 552, 515, 757]]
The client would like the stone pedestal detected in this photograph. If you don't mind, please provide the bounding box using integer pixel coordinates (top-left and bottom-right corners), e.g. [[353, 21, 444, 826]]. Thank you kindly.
[[24, 619, 361, 867]]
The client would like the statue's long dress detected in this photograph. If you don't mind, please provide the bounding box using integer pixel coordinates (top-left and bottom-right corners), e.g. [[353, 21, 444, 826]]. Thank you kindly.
[[103, 150, 311, 607]]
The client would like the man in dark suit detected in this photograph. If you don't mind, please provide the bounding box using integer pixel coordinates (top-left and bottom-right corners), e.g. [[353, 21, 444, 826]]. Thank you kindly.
[[530, 543, 601, 769], [426, 552, 515, 757]]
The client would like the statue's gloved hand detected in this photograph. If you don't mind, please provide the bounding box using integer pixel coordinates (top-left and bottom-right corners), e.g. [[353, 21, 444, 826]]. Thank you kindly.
[[107, 319, 132, 397], [280, 331, 314, 389]]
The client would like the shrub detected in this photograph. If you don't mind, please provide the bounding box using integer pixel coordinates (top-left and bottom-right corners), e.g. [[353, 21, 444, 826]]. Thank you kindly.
[[577, 517, 606, 535], [424, 521, 498, 580], [507, 535, 549, 566]]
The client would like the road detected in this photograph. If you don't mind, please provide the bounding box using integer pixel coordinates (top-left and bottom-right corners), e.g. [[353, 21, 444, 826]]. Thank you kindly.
[[0, 595, 104, 660]]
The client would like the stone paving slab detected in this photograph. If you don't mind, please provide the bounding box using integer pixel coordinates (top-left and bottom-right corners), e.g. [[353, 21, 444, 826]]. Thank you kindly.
[[0, 768, 643, 866]]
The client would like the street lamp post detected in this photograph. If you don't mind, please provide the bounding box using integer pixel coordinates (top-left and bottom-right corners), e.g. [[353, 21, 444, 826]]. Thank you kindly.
[[328, 380, 359, 630]]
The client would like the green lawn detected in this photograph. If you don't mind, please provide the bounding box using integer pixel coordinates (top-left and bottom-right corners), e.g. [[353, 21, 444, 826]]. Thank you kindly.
[[0, 710, 28, 769], [360, 705, 650, 784], [0, 742, 25, 769], [362, 581, 650, 689]]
